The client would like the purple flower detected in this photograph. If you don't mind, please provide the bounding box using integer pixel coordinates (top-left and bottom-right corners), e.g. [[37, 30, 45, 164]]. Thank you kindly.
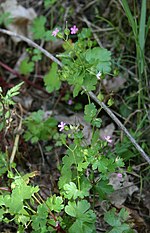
[[70, 25, 78, 34], [117, 173, 123, 179], [52, 28, 59, 37], [68, 99, 73, 105], [58, 121, 66, 131], [104, 136, 112, 143]]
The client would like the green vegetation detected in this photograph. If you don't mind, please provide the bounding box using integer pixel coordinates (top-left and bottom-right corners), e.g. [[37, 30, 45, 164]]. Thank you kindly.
[[0, 1, 149, 232]]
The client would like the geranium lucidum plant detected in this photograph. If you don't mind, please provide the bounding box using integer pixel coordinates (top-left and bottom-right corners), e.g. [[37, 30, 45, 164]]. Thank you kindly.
[[0, 23, 134, 233]]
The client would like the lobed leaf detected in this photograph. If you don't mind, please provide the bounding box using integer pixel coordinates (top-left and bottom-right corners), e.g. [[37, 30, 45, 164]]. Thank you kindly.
[[85, 47, 111, 73], [44, 62, 61, 93]]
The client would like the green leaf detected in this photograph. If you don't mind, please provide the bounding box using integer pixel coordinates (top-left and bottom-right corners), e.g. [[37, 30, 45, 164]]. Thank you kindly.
[[44, 62, 61, 93], [108, 224, 131, 233], [58, 149, 76, 189], [8, 193, 23, 213], [80, 177, 92, 197], [65, 201, 76, 217], [32, 49, 42, 62], [91, 118, 102, 128], [5, 82, 24, 105], [7, 82, 23, 95], [44, 0, 57, 8], [104, 208, 121, 227], [32, 16, 46, 39], [32, 204, 48, 231], [95, 180, 113, 200], [118, 208, 129, 222], [115, 157, 124, 167], [84, 103, 97, 123], [19, 58, 34, 75], [16, 208, 30, 225], [85, 47, 111, 73], [46, 195, 64, 212], [69, 219, 96, 233], [65, 200, 96, 233], [73, 83, 82, 97], [0, 152, 8, 176], [0, 196, 4, 206], [63, 179, 91, 200], [8, 183, 39, 213], [71, 72, 84, 97], [97, 92, 104, 102], [92, 156, 109, 173], [23, 110, 57, 143], [0, 12, 12, 26], [108, 98, 114, 107], [64, 182, 81, 200], [77, 161, 89, 172], [65, 200, 95, 220], [0, 208, 4, 221], [78, 28, 92, 39], [82, 74, 97, 92], [4, 174, 39, 213]]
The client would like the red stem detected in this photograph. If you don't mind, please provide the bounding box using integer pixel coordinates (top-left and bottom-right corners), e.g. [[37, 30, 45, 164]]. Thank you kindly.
[[0, 187, 12, 192], [0, 61, 50, 95]]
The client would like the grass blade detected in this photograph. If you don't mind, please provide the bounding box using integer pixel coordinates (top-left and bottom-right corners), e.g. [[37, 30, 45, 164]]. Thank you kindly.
[[139, 0, 146, 51], [120, 0, 138, 39], [138, 0, 146, 73], [145, 16, 150, 39]]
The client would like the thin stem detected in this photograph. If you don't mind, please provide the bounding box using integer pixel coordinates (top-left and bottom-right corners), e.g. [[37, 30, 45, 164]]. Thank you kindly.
[[87, 90, 150, 164], [36, 192, 57, 221], [32, 193, 42, 205], [25, 201, 36, 214]]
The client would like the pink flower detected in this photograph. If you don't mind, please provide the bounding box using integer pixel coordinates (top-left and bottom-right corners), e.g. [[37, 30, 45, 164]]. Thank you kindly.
[[68, 99, 73, 105], [58, 122, 66, 131], [70, 25, 78, 34], [117, 173, 123, 179], [52, 28, 59, 37], [104, 136, 112, 143]]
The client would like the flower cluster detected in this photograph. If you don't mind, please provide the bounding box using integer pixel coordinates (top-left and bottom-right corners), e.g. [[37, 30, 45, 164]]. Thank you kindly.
[[52, 25, 78, 37]]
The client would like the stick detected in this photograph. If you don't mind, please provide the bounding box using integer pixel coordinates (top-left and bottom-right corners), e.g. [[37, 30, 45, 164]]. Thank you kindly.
[[10, 104, 22, 163], [88, 90, 150, 164], [0, 28, 63, 67], [0, 28, 149, 164]]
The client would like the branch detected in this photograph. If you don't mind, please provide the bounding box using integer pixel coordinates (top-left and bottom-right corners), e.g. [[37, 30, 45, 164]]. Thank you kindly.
[[0, 28, 63, 67], [0, 28, 149, 164], [88, 90, 150, 164]]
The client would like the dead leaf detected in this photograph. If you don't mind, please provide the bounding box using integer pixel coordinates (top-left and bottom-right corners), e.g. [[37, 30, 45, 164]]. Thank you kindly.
[[100, 123, 115, 140], [103, 76, 126, 92], [0, 36, 5, 52], [13, 94, 33, 110], [109, 173, 138, 207], [1, 0, 37, 43]]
